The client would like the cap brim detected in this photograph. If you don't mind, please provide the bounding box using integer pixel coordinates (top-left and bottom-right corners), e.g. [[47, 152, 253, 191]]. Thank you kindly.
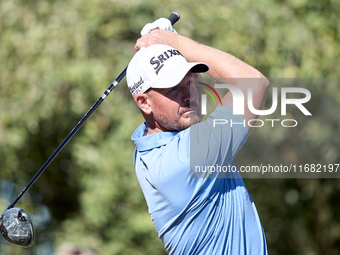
[[151, 62, 209, 89]]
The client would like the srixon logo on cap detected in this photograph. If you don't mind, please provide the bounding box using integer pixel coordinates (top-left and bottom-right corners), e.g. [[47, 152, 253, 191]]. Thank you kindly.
[[150, 50, 183, 75]]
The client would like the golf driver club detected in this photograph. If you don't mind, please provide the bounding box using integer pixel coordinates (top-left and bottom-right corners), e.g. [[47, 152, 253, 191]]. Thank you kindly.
[[0, 12, 180, 248]]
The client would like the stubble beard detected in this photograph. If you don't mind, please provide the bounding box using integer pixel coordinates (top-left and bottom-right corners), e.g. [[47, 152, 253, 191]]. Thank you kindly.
[[156, 108, 201, 132]]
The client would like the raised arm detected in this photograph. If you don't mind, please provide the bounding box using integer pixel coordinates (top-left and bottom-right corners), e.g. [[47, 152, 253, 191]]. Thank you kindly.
[[135, 30, 270, 134]]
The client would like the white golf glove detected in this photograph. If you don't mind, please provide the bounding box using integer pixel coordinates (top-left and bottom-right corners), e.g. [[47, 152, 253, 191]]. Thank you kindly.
[[140, 18, 177, 36]]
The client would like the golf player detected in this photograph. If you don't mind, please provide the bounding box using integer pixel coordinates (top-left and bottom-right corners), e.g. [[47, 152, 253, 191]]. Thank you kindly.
[[127, 18, 269, 254]]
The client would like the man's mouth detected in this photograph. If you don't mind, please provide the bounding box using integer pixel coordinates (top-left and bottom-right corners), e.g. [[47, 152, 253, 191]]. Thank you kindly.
[[181, 107, 197, 115], [180, 101, 199, 115]]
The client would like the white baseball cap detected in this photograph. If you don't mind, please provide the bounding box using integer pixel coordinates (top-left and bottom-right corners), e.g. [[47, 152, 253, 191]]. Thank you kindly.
[[126, 44, 209, 96]]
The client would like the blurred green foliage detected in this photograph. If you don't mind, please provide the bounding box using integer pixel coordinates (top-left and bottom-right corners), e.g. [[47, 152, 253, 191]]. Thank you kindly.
[[0, 0, 339, 254]]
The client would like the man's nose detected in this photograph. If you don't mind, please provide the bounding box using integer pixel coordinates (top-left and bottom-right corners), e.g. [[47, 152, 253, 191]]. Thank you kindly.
[[181, 84, 195, 103]]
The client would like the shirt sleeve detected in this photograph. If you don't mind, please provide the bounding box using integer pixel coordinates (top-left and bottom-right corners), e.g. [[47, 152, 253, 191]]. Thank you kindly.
[[189, 105, 248, 178]]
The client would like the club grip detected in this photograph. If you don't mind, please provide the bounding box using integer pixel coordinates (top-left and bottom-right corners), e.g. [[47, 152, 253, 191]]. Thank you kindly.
[[168, 12, 180, 25]]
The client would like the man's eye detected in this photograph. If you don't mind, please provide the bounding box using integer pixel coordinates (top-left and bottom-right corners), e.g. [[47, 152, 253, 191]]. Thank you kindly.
[[169, 86, 178, 92]]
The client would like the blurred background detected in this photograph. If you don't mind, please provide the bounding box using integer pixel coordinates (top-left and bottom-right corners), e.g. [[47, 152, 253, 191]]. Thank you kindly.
[[0, 0, 339, 254]]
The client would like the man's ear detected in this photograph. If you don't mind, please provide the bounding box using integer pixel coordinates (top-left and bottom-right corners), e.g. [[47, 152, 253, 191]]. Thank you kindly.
[[134, 93, 152, 115]]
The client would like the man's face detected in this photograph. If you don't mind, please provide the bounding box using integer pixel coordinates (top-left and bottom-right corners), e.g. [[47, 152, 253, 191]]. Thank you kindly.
[[147, 71, 200, 132]]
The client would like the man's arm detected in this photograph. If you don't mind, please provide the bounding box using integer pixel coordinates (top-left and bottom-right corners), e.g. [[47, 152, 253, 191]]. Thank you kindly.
[[135, 30, 270, 134]]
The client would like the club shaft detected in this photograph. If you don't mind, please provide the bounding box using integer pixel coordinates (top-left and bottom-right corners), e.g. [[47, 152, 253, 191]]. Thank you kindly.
[[7, 68, 126, 209], [7, 12, 180, 210]]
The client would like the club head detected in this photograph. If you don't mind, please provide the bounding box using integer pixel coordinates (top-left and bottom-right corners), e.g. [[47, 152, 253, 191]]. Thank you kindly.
[[0, 208, 34, 248]]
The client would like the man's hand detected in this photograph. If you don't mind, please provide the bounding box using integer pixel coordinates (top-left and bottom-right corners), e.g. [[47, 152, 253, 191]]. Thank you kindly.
[[135, 30, 179, 51]]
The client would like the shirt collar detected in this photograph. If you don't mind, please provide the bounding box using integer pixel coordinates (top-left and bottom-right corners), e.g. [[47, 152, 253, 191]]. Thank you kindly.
[[131, 123, 179, 152]]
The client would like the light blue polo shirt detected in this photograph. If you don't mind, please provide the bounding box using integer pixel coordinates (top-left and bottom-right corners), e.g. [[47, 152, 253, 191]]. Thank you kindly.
[[132, 105, 268, 255]]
